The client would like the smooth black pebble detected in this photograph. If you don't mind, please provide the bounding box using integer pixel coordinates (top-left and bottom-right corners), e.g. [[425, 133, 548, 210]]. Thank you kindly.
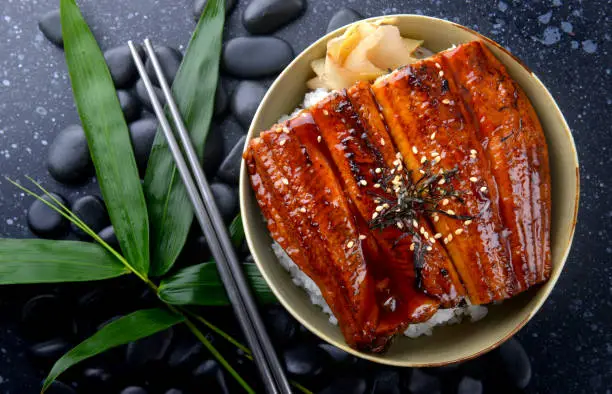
[[193, 0, 236, 20], [80, 367, 113, 392], [167, 340, 205, 369], [264, 306, 297, 346], [217, 134, 246, 185], [30, 338, 71, 360], [22, 294, 75, 339], [327, 7, 362, 33], [45, 381, 77, 394], [27, 193, 69, 239], [318, 343, 355, 365], [283, 344, 326, 378], [243, 0, 305, 34], [136, 78, 167, 112], [370, 370, 401, 394], [230, 81, 267, 129], [129, 118, 158, 176], [120, 387, 148, 394], [223, 37, 293, 78], [145, 46, 183, 87], [407, 369, 442, 394], [202, 125, 225, 177], [126, 327, 173, 366], [193, 360, 230, 393], [214, 81, 228, 118], [210, 183, 238, 222], [117, 90, 142, 123], [38, 10, 63, 47], [98, 225, 120, 251], [457, 376, 483, 394], [47, 124, 93, 184], [71, 195, 109, 239], [319, 377, 367, 394], [104, 45, 143, 89], [497, 338, 532, 389], [165, 390, 183, 394]]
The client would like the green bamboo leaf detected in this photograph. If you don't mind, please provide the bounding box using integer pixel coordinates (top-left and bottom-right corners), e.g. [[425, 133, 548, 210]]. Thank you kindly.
[[229, 214, 245, 248], [42, 309, 183, 392], [144, 0, 224, 276], [0, 239, 128, 284], [158, 262, 277, 306], [60, 0, 150, 275]]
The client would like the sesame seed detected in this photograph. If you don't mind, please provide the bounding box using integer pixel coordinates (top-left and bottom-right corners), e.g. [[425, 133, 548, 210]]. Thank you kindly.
[[442, 198, 449, 206], [282, 178, 289, 185], [419, 169, 426, 174], [396, 221, 404, 229], [420, 227, 425, 234], [421, 156, 427, 163], [443, 237, 449, 244], [380, 138, 385, 146], [323, 110, 329, 116], [375, 167, 382, 174], [480, 186, 488, 192], [383, 203, 390, 209], [438, 178, 446, 185], [442, 99, 451, 104], [317, 135, 322, 143], [393, 159, 401, 166], [376, 205, 384, 212], [469, 177, 478, 182], [464, 219, 472, 225], [430, 132, 436, 140], [431, 151, 439, 157], [359, 180, 367, 186], [372, 212, 379, 219], [410, 243, 415, 251], [412, 146, 418, 154], [341, 118, 346, 123], [429, 237, 436, 243], [413, 219, 419, 228], [396, 152, 402, 159], [455, 228, 464, 235], [279, 139, 286, 146], [480, 116, 485, 123], [435, 62, 441, 69], [346, 240, 354, 248], [470, 149, 477, 156], [434, 216, 440, 222], [359, 234, 367, 240], [439, 70, 444, 77], [433, 156, 442, 163], [374, 198, 381, 203], [283, 127, 290, 134], [426, 246, 433, 251], [447, 234, 454, 242], [275, 127, 282, 133], [424, 231, 429, 239], [446, 209, 456, 215], [373, 183, 381, 188], [434, 233, 442, 239], [299, 207, 307, 213]]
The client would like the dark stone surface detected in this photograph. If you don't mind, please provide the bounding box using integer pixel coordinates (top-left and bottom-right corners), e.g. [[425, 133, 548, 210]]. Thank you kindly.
[[104, 45, 142, 89], [26, 192, 69, 238], [128, 118, 158, 177], [117, 89, 142, 123], [319, 377, 367, 394], [47, 124, 94, 184], [45, 381, 78, 394], [97, 225, 119, 250], [327, 7, 363, 33], [38, 9, 63, 48], [144, 46, 183, 87], [210, 182, 238, 222], [0, 1, 610, 393], [214, 80, 228, 118], [201, 124, 225, 177], [243, 0, 306, 34], [217, 134, 246, 185], [230, 80, 267, 129], [282, 344, 327, 378], [135, 78, 167, 112], [222, 36, 294, 78], [70, 195, 110, 239], [193, 0, 236, 20]]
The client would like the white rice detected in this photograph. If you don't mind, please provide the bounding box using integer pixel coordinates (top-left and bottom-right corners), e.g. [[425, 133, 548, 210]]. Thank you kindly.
[[271, 87, 488, 338]]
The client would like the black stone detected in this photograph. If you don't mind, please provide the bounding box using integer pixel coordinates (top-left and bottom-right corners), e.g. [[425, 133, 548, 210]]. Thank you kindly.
[[497, 338, 532, 389], [214, 81, 228, 118], [202, 126, 224, 178], [117, 90, 142, 123], [80, 367, 113, 392], [29, 338, 71, 360], [370, 370, 401, 394], [45, 381, 77, 394], [136, 78, 167, 112], [21, 294, 75, 340], [27, 193, 69, 239], [145, 46, 183, 87], [327, 7, 363, 33], [98, 225, 120, 251], [457, 376, 483, 394], [230, 81, 267, 129], [243, 0, 305, 34], [264, 306, 297, 347], [407, 369, 441, 394], [70, 195, 110, 239], [129, 118, 158, 177], [318, 343, 356, 365], [120, 387, 148, 394], [193, 360, 230, 393], [319, 377, 367, 394], [47, 124, 94, 184], [126, 327, 173, 366], [104, 45, 143, 89], [223, 37, 293, 79], [283, 344, 326, 378], [193, 0, 236, 20], [38, 10, 63, 48], [165, 390, 183, 394], [167, 340, 205, 369], [210, 183, 238, 222], [217, 134, 246, 185]]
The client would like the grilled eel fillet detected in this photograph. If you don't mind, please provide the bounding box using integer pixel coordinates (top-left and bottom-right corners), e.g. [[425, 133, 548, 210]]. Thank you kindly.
[[371, 53, 517, 304], [442, 41, 551, 286]]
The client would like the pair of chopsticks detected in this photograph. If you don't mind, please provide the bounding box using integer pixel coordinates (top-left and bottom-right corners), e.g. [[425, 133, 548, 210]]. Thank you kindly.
[[129, 39, 291, 394]]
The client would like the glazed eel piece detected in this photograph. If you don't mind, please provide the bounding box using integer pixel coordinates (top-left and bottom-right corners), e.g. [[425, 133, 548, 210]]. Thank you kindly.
[[245, 113, 384, 351], [371, 54, 517, 304], [442, 41, 552, 285]]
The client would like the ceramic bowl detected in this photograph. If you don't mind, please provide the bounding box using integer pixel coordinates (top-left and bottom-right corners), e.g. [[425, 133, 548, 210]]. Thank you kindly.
[[239, 15, 579, 366]]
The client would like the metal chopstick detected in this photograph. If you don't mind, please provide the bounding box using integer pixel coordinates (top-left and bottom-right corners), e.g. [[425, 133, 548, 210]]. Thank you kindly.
[[128, 39, 291, 394]]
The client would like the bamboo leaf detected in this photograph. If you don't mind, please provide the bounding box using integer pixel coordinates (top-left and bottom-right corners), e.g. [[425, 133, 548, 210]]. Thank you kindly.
[[42, 309, 183, 392], [229, 214, 245, 248], [60, 0, 150, 275], [0, 239, 128, 284], [144, 0, 224, 276], [158, 262, 277, 306]]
